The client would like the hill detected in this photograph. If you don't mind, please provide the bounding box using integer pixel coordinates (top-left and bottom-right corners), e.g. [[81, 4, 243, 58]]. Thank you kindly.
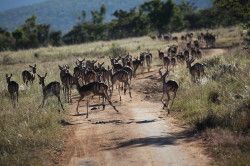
[[0, 0, 212, 33]]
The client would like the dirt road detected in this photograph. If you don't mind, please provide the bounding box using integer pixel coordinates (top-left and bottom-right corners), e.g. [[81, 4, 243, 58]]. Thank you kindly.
[[59, 48, 226, 166]]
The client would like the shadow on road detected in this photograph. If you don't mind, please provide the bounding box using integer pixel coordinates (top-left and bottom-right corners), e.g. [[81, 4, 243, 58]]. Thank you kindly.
[[114, 135, 178, 148]]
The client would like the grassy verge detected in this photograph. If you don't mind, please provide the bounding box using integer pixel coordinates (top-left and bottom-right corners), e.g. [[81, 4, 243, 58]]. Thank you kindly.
[[0, 60, 67, 165], [173, 47, 250, 164]]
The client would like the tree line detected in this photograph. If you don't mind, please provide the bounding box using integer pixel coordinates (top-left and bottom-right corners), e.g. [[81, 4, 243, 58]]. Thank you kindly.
[[0, 0, 249, 51]]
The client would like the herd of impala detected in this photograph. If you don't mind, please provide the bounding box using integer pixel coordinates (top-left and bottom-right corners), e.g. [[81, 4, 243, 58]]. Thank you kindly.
[[5, 32, 216, 117]]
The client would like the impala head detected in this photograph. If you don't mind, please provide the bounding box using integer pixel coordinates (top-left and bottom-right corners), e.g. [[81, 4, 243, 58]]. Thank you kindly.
[[59, 65, 69, 73], [76, 58, 85, 67], [37, 73, 47, 85], [159, 67, 169, 80], [5, 74, 13, 83], [97, 62, 104, 68], [29, 64, 37, 74]]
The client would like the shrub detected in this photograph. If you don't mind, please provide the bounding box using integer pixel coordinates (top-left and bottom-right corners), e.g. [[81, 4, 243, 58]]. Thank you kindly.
[[1, 55, 15, 65], [108, 43, 127, 58]]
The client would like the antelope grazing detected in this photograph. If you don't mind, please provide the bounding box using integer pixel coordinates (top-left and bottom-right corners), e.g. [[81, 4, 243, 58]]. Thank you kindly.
[[111, 70, 132, 101], [22, 64, 36, 86], [75, 81, 118, 118], [6, 74, 19, 108], [186, 58, 205, 83], [37, 73, 64, 110], [159, 68, 178, 114]]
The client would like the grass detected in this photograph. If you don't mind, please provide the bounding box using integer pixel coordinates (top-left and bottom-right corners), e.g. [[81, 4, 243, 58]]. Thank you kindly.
[[0, 26, 246, 165]]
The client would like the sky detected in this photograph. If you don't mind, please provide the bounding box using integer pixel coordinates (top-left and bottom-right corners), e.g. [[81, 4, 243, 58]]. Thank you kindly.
[[0, 0, 47, 11]]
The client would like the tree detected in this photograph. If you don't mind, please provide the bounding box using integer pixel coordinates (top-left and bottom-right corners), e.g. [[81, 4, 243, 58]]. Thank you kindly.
[[213, 0, 250, 26], [49, 31, 62, 46], [91, 4, 106, 24], [140, 0, 175, 34], [37, 24, 50, 46]]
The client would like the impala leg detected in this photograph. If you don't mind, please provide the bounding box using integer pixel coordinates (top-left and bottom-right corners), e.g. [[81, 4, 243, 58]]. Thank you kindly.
[[118, 84, 121, 101], [57, 95, 64, 110], [86, 100, 89, 118], [69, 86, 72, 103], [124, 82, 127, 95], [169, 91, 177, 110], [102, 96, 105, 110], [11, 94, 15, 108], [127, 82, 132, 99], [39, 96, 46, 109], [166, 93, 171, 114], [16, 91, 19, 103], [161, 93, 166, 109], [67, 87, 70, 103], [76, 96, 83, 115], [104, 92, 118, 112]]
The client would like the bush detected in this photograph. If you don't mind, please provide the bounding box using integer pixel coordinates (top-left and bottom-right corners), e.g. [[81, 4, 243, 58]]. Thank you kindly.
[[1, 55, 15, 65], [108, 43, 127, 58]]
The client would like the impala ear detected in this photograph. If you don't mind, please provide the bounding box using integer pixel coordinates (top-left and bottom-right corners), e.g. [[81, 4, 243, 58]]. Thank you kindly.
[[44, 73, 47, 77], [10, 74, 12, 77], [158, 68, 163, 77], [58, 65, 63, 70], [6, 74, 8, 78], [34, 64, 36, 67]]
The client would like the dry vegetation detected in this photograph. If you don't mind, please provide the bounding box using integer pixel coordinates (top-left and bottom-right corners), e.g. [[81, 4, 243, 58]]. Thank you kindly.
[[0, 26, 248, 165]]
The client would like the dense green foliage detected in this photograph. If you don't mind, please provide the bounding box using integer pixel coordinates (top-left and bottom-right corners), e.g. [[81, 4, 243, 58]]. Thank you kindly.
[[0, 0, 249, 50]]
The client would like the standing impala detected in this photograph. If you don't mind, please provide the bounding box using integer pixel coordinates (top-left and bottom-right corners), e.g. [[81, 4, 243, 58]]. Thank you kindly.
[[22, 64, 36, 86], [75, 81, 118, 118], [37, 73, 64, 110], [186, 58, 205, 83], [6, 74, 19, 108]]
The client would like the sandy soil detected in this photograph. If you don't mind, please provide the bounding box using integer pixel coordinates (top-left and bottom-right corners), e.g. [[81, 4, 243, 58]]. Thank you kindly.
[[59, 48, 227, 166]]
